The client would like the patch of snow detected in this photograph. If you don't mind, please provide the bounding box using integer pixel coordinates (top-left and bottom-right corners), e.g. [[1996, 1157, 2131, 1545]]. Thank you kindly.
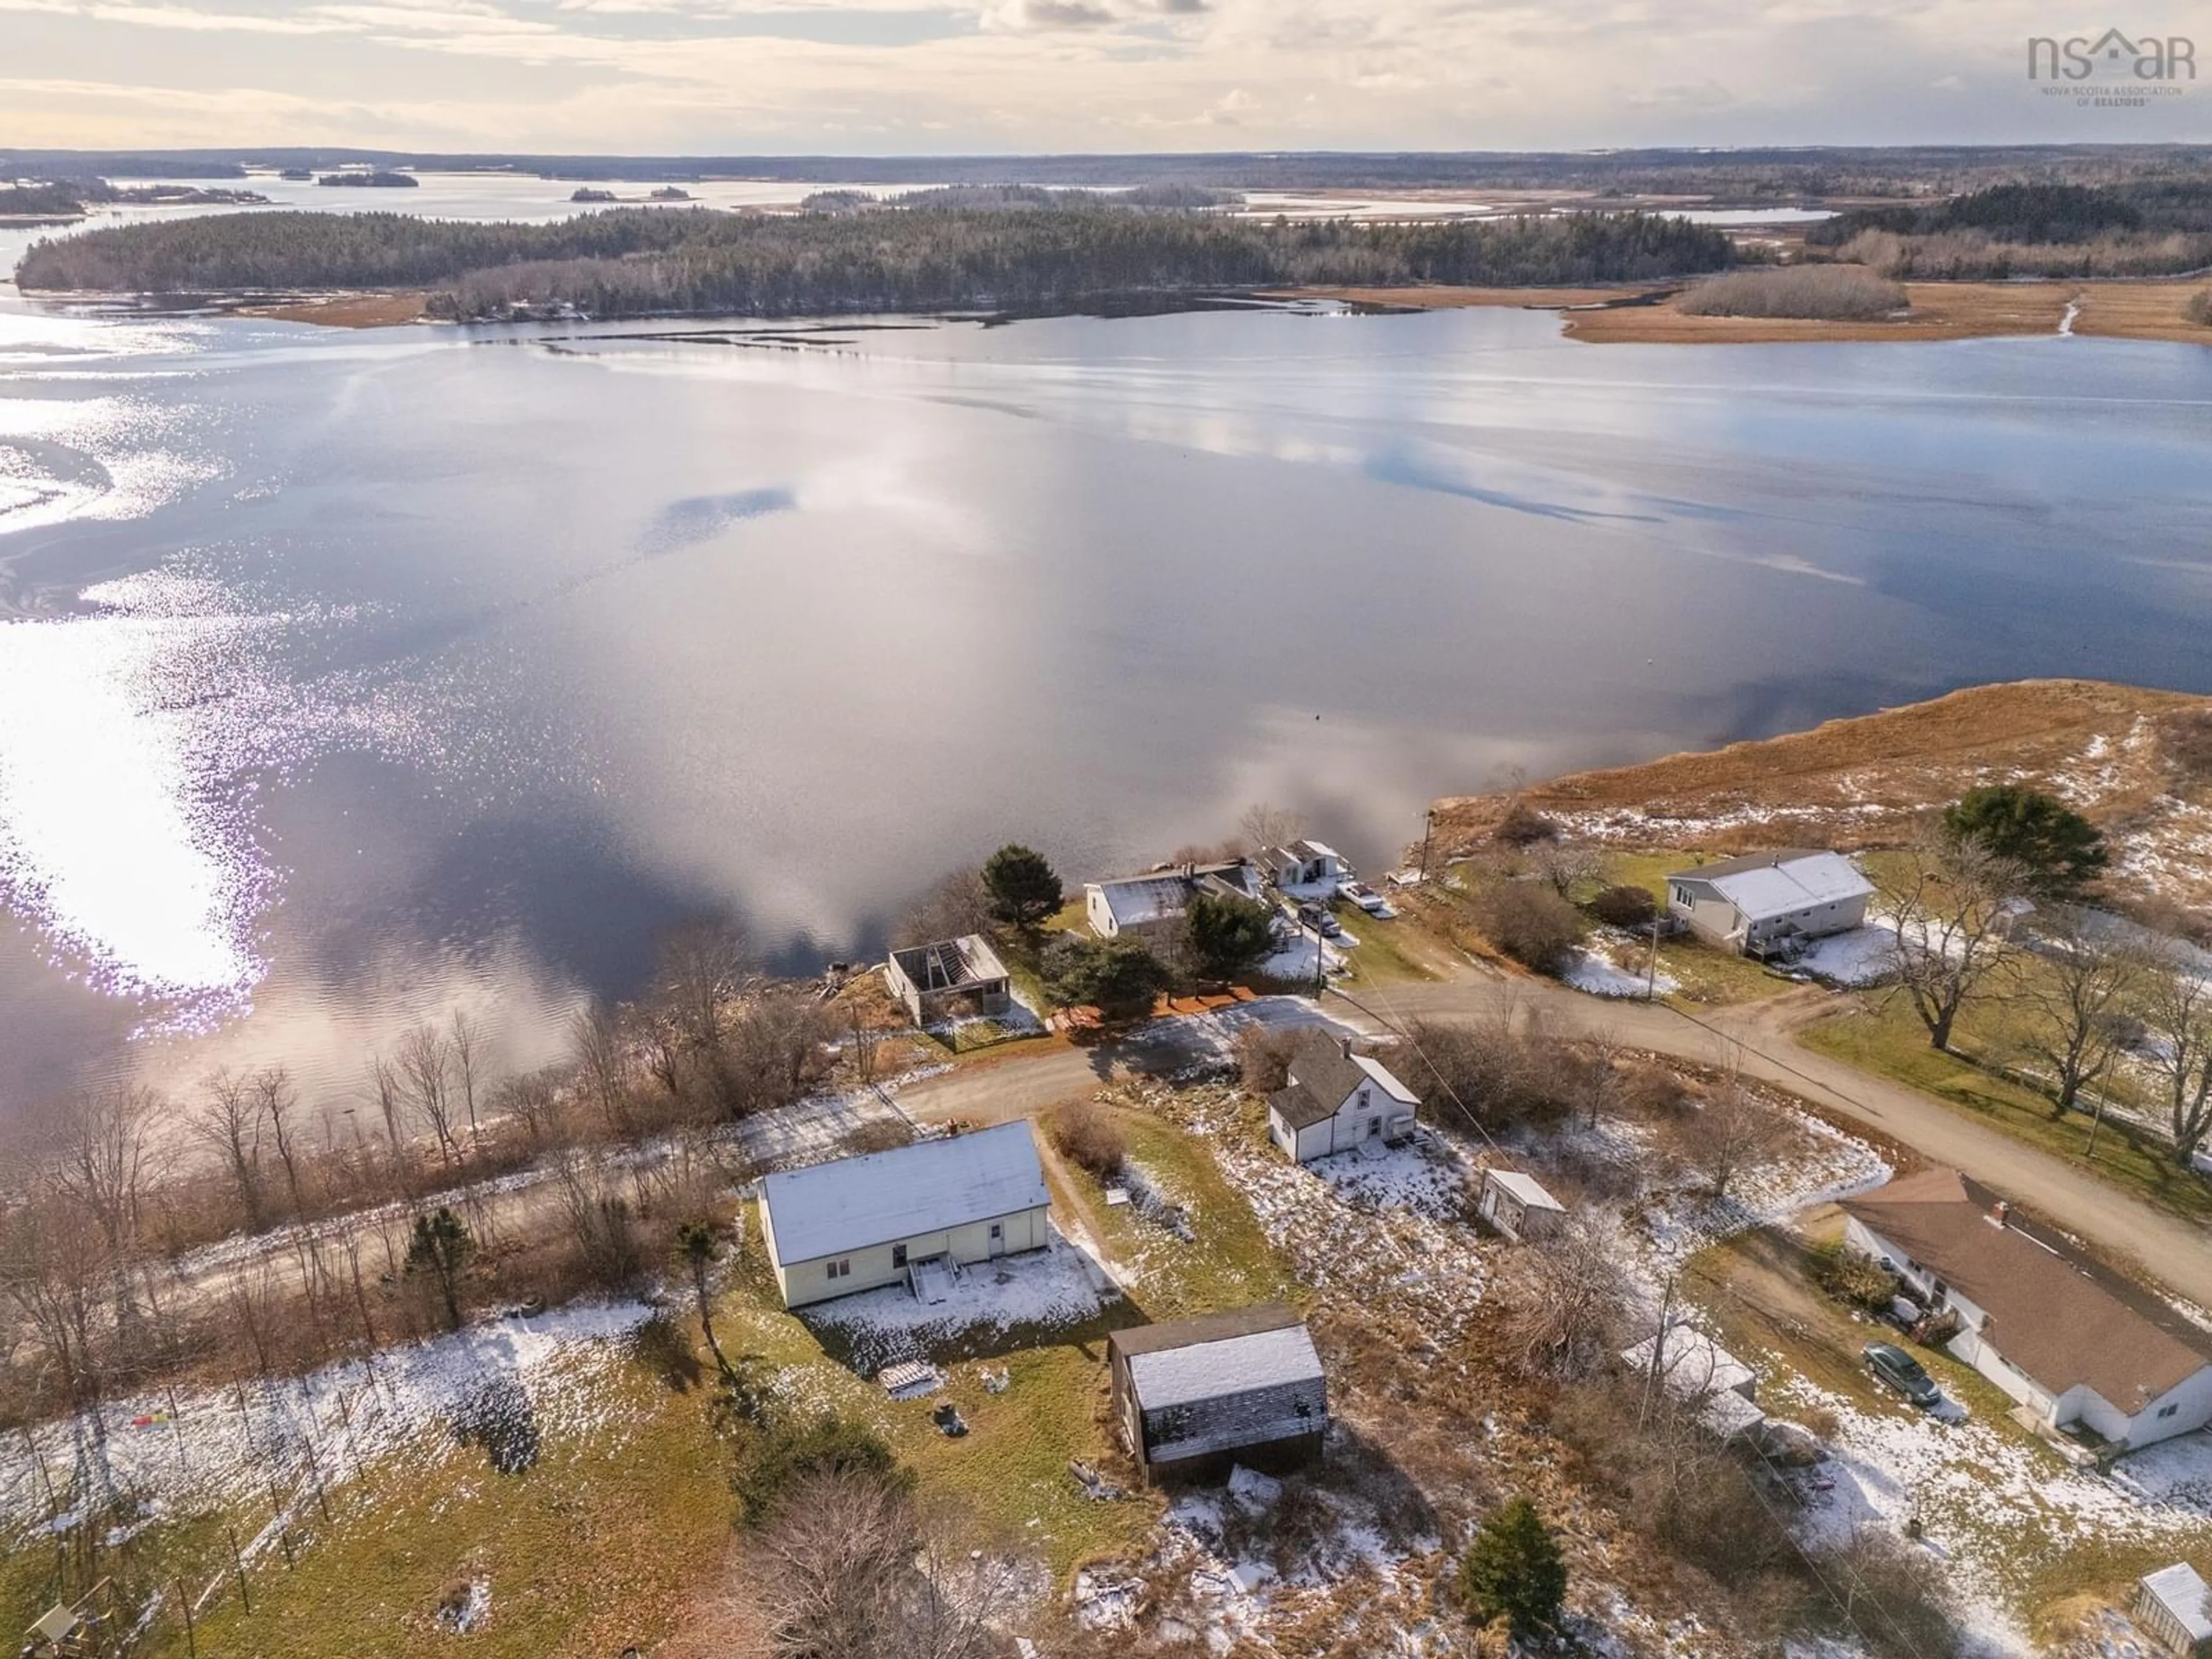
[[800, 1224, 1116, 1372], [1792, 923, 1901, 987], [1563, 944, 1676, 999]]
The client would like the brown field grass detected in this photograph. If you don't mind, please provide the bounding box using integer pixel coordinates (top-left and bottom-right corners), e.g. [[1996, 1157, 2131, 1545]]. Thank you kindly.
[[1430, 679, 2212, 911], [243, 291, 429, 327], [1303, 278, 2212, 346]]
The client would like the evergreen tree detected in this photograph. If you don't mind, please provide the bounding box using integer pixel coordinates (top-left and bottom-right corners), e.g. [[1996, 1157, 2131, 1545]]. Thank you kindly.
[[1458, 1497, 1567, 1635], [1941, 784, 2107, 897], [404, 1206, 475, 1330], [981, 843, 1064, 930], [1040, 934, 1172, 1022], [1184, 890, 1278, 980]]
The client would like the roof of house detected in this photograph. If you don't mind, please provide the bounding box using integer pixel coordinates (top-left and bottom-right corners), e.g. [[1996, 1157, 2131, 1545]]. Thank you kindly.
[[1666, 849, 1874, 923], [1267, 1030, 1419, 1130], [1088, 861, 1259, 926], [1484, 1169, 1566, 1213], [1109, 1304, 1325, 1408], [888, 934, 1008, 995], [1263, 839, 1345, 870], [2141, 1563, 2212, 1641], [761, 1120, 1048, 1265], [1842, 1170, 2212, 1411]]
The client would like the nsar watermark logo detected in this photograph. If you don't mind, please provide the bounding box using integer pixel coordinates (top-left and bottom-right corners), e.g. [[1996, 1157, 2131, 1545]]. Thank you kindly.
[[2029, 29, 2195, 105]]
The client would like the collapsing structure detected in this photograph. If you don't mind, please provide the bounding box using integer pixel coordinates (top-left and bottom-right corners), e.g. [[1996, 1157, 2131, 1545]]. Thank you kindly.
[[885, 933, 1012, 1025]]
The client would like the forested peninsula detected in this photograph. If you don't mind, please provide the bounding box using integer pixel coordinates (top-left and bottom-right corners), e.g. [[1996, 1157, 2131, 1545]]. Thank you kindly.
[[14, 200, 1734, 320]]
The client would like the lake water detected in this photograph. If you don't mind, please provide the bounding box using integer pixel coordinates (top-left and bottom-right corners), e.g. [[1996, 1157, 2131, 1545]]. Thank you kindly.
[[3, 276, 2210, 1118]]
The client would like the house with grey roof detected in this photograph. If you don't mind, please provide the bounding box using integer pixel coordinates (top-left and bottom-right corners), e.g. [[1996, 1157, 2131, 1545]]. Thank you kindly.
[[1843, 1169, 2212, 1450], [1265, 1029, 1419, 1162], [758, 1120, 1052, 1310], [1084, 859, 1266, 942], [885, 934, 1011, 1026], [1108, 1304, 1328, 1483], [1665, 849, 1874, 957]]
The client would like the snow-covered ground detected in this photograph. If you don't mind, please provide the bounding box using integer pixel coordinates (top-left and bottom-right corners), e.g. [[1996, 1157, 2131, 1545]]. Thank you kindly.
[[1563, 939, 1677, 999], [798, 1224, 1118, 1372], [0, 1297, 657, 1551], [1791, 924, 1901, 987]]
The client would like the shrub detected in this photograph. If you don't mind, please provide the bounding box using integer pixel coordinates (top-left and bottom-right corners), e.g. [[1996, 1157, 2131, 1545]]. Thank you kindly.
[[1040, 934, 1173, 1022], [1457, 1497, 1567, 1634], [1491, 802, 1559, 848], [1679, 265, 1907, 320], [1588, 883, 1657, 929], [2189, 288, 2211, 326], [1806, 1238, 1897, 1313], [2161, 708, 2212, 785], [1403, 1016, 1577, 1131], [1046, 1099, 1126, 1180], [1819, 1529, 1965, 1658], [1470, 882, 1588, 974], [730, 1410, 910, 1524]]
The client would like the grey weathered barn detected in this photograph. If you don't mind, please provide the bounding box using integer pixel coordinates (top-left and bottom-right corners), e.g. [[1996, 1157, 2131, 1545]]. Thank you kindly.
[[1107, 1304, 1328, 1483]]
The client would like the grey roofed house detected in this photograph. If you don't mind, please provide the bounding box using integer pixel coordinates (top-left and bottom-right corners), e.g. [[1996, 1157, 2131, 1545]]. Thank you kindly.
[[1108, 1304, 1328, 1482], [1084, 859, 1264, 940], [757, 1120, 1052, 1309], [1266, 1029, 1418, 1162], [1665, 848, 1875, 956], [885, 933, 1011, 1025]]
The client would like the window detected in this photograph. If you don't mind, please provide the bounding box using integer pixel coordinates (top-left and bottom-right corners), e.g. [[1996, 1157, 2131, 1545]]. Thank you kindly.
[[892, 1244, 907, 1268], [2158, 1403, 2180, 1419], [827, 1258, 851, 1280], [989, 1222, 1003, 1241]]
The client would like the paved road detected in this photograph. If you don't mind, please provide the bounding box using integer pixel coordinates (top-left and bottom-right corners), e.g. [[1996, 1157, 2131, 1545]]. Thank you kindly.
[[903, 971, 2212, 1306]]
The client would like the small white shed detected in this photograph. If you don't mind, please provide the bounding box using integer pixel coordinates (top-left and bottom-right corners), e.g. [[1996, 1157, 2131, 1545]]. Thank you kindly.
[[1478, 1169, 1567, 1242], [2136, 1563, 2212, 1658]]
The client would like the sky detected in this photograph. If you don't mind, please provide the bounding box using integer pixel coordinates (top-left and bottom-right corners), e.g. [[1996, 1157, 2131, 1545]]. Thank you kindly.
[[0, 0, 2207, 154]]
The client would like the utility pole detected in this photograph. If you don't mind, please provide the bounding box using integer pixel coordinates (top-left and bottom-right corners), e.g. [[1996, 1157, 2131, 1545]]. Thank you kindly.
[[1418, 807, 1435, 883], [1645, 914, 1663, 1002], [2085, 1084, 2111, 1158]]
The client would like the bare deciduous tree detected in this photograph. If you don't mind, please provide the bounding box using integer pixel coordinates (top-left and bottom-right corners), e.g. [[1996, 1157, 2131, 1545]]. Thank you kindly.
[[1528, 839, 1605, 901], [194, 1068, 267, 1233], [570, 1005, 633, 1137], [397, 1024, 461, 1168], [1237, 801, 1305, 857], [741, 1469, 1020, 1659], [493, 1066, 563, 1145], [2009, 908, 2144, 1116], [2142, 948, 2212, 1164], [449, 1008, 484, 1154], [253, 1065, 309, 1221], [890, 868, 995, 952], [1880, 836, 2023, 1052], [1679, 1078, 1787, 1202], [1495, 1216, 1633, 1379]]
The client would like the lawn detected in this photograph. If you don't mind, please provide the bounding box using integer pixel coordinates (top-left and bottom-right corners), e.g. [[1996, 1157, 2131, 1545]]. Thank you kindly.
[[1329, 900, 1444, 987], [133, 1337, 734, 1659], [1800, 995, 2212, 1226]]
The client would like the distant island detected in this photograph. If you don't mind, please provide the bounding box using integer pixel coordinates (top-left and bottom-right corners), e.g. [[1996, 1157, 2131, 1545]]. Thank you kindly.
[[0, 179, 267, 223], [649, 186, 692, 201], [570, 187, 618, 203], [10, 193, 1734, 321], [318, 170, 418, 189]]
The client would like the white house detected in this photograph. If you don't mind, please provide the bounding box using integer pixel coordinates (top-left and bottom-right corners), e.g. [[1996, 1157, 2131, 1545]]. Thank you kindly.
[[758, 1121, 1052, 1310], [1266, 1031, 1419, 1162], [1085, 860, 1266, 942], [1665, 849, 1874, 957], [1478, 1168, 1567, 1242], [1259, 839, 1353, 895], [1843, 1170, 2212, 1451]]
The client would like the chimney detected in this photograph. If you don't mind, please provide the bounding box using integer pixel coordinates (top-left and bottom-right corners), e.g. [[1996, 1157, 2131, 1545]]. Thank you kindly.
[[1341, 1037, 1354, 1061], [1991, 1199, 2010, 1229]]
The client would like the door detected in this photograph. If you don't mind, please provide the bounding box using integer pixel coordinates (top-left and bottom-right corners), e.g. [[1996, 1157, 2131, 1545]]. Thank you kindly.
[[988, 1221, 1006, 1259]]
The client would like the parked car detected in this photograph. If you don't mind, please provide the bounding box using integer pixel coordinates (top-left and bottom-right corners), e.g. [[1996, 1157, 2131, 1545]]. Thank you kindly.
[[1862, 1341, 1941, 1407], [1336, 880, 1388, 914], [1296, 902, 1343, 939]]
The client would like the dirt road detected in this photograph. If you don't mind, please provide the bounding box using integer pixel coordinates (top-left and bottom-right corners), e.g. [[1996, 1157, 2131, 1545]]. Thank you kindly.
[[902, 971, 2212, 1307]]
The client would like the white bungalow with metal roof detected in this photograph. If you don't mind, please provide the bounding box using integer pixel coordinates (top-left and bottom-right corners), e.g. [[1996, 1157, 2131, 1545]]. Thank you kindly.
[[1665, 849, 1875, 957], [1084, 860, 1266, 942], [757, 1121, 1052, 1310]]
